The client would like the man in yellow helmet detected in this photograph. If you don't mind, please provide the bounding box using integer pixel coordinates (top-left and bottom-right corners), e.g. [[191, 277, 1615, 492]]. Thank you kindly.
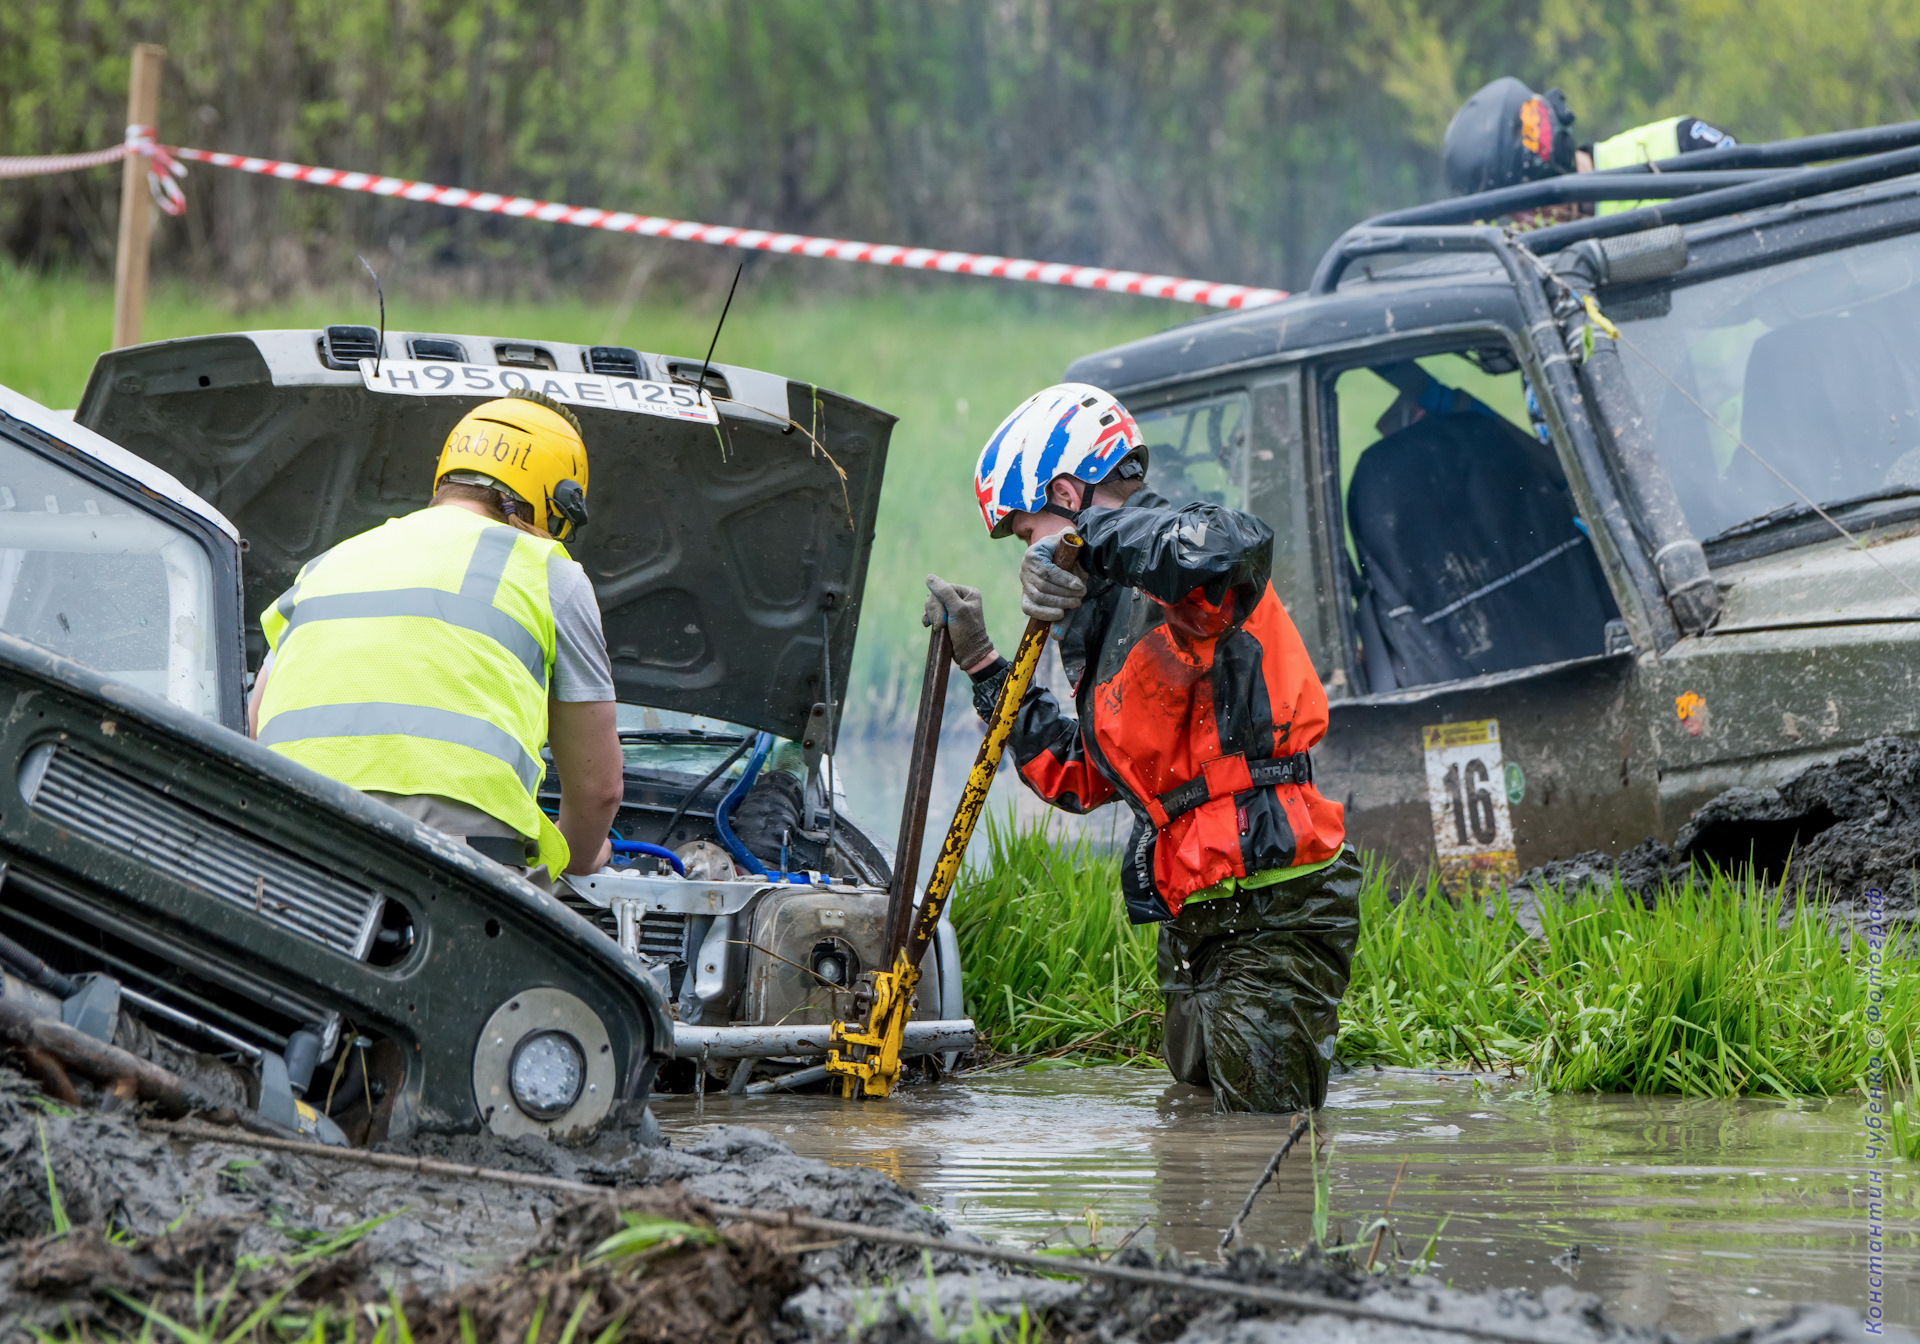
[[248, 389, 623, 879]]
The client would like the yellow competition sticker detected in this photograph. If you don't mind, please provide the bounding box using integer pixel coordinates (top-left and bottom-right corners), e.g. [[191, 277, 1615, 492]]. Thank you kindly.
[[1422, 719, 1500, 752]]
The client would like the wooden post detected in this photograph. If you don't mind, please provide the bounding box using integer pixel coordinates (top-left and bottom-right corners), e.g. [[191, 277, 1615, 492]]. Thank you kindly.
[[111, 43, 166, 350]]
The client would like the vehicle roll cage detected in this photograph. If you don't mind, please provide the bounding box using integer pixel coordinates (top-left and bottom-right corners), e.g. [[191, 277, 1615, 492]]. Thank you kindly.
[[1314, 119, 1920, 293]]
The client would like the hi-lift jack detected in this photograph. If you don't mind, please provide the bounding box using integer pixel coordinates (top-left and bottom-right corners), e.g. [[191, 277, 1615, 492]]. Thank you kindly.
[[827, 534, 1084, 1098]]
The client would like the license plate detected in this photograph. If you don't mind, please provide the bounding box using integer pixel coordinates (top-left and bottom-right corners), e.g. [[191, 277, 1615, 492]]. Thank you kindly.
[[359, 358, 720, 425]]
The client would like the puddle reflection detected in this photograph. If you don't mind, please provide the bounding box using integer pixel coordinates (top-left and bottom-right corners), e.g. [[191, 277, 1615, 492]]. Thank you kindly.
[[656, 1066, 1915, 1337]]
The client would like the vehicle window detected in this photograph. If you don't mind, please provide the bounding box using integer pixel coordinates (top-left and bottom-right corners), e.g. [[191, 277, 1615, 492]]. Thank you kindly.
[[1330, 350, 1619, 693], [0, 438, 220, 719], [611, 703, 806, 779], [1612, 232, 1920, 543], [1134, 390, 1250, 511]]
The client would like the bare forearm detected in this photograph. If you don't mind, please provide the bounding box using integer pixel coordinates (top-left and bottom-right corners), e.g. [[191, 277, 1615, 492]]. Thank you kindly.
[[549, 699, 623, 874], [557, 792, 620, 874]]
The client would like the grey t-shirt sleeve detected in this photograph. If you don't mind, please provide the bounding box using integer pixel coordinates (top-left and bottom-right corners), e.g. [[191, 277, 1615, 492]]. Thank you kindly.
[[547, 552, 616, 702]]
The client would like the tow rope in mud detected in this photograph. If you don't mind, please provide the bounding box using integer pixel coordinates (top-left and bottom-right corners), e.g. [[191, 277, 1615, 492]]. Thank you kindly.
[[141, 1117, 1571, 1344], [0, 129, 1285, 310]]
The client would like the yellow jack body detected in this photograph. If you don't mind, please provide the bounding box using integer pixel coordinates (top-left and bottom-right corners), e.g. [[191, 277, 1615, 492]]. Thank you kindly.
[[826, 535, 1084, 1099], [825, 951, 920, 1097]]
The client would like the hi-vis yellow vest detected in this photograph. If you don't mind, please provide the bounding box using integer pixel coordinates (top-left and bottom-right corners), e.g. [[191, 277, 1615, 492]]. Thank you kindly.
[[1593, 117, 1686, 216], [257, 505, 570, 874]]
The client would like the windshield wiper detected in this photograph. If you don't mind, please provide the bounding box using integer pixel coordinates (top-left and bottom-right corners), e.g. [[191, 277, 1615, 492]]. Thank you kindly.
[[617, 728, 754, 747], [1702, 484, 1920, 547]]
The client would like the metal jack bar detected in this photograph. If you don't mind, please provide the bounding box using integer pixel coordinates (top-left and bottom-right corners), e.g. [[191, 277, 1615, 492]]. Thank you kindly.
[[827, 533, 1086, 1097], [884, 624, 952, 955]]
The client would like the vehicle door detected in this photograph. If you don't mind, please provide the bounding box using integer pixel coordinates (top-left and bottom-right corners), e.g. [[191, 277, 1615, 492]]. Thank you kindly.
[[1299, 329, 1658, 889]]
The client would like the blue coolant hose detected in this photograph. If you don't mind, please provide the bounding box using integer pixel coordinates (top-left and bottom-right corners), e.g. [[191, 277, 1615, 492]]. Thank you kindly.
[[609, 839, 685, 875], [712, 731, 810, 883]]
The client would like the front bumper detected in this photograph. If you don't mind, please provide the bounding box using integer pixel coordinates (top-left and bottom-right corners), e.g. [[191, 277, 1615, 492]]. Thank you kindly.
[[672, 1018, 976, 1060]]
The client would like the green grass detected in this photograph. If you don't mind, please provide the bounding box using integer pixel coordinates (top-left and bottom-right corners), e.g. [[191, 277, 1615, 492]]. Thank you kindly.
[[951, 812, 1161, 1063], [950, 817, 1920, 1099], [0, 264, 1180, 712], [1346, 865, 1920, 1096]]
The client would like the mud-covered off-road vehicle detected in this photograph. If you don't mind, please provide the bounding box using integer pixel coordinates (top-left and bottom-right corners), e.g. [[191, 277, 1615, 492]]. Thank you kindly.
[[0, 332, 967, 1143], [76, 328, 968, 1088], [0, 381, 673, 1144], [1069, 121, 1920, 890]]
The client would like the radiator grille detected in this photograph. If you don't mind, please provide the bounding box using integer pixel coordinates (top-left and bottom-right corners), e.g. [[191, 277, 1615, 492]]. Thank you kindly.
[[20, 745, 383, 959], [637, 911, 690, 961]]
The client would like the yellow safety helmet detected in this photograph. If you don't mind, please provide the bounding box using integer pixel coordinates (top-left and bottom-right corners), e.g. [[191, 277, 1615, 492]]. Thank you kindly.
[[434, 389, 591, 540]]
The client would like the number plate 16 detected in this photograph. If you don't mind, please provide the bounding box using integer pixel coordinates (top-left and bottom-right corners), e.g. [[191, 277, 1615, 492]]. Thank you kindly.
[[1421, 719, 1517, 894]]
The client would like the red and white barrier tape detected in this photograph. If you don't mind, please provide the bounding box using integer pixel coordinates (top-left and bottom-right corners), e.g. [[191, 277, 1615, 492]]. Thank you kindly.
[[0, 126, 186, 215], [0, 141, 130, 180], [127, 127, 189, 215], [2, 130, 1287, 309]]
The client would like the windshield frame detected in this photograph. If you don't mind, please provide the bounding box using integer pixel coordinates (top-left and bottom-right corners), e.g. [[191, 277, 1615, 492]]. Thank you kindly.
[[0, 415, 246, 730], [1590, 188, 1920, 568]]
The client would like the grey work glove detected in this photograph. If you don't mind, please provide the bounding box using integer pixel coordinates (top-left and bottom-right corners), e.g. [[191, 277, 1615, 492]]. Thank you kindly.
[[1019, 536, 1088, 623], [923, 574, 995, 670]]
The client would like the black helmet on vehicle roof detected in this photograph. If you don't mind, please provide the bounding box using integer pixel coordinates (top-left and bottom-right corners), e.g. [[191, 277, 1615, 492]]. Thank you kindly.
[[1441, 77, 1578, 196]]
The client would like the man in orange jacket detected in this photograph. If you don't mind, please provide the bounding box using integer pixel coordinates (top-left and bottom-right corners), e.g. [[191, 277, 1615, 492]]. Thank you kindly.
[[926, 383, 1361, 1112]]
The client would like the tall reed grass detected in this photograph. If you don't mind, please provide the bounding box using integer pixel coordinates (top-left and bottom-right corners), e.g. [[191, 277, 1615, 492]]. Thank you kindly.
[[1345, 865, 1919, 1096], [950, 813, 1160, 1062], [951, 816, 1920, 1097]]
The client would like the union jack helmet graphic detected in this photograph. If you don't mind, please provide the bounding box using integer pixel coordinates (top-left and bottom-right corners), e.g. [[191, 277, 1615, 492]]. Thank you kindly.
[[973, 383, 1146, 538]]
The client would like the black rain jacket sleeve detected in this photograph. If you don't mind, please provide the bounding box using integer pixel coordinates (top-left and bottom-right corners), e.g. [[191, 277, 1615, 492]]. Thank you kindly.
[[1075, 502, 1273, 609], [966, 500, 1278, 816]]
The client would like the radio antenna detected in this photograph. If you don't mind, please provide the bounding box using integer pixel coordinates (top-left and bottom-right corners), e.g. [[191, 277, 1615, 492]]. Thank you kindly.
[[693, 262, 743, 400], [357, 255, 386, 377]]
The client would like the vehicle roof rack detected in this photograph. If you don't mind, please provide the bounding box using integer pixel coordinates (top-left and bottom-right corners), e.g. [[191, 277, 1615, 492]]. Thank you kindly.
[[1343, 118, 1920, 237], [1362, 169, 1783, 229], [1590, 117, 1920, 175], [1315, 132, 1920, 293]]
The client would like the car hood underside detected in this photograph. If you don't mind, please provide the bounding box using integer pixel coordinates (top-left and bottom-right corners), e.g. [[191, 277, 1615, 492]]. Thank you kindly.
[[76, 333, 893, 746]]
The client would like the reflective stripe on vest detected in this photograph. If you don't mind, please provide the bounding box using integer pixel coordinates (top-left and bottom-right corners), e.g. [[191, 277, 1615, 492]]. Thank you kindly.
[[281, 587, 547, 688], [256, 506, 568, 872], [1593, 117, 1685, 215], [258, 702, 545, 792]]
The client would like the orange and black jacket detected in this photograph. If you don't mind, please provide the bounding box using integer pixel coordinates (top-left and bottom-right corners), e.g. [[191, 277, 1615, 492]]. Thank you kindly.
[[968, 491, 1346, 924]]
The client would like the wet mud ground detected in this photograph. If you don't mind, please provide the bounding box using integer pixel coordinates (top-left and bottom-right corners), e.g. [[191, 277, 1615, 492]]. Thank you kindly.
[[657, 1066, 1916, 1339], [2, 1058, 1901, 1343]]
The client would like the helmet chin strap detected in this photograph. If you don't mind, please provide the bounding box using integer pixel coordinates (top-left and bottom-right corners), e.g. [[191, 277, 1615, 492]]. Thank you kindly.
[[1039, 477, 1095, 525]]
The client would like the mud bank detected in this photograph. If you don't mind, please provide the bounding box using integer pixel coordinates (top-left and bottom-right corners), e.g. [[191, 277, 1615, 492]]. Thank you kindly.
[[1519, 736, 1920, 918], [0, 1065, 1897, 1344]]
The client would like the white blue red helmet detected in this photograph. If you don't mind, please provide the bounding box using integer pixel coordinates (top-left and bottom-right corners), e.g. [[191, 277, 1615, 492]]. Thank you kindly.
[[974, 383, 1146, 538]]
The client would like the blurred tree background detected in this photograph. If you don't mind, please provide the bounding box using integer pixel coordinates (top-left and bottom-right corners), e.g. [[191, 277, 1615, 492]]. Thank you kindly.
[[8, 0, 1918, 299]]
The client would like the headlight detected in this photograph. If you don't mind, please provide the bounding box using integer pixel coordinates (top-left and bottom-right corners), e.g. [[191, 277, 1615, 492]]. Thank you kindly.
[[508, 1030, 585, 1120], [474, 988, 616, 1138]]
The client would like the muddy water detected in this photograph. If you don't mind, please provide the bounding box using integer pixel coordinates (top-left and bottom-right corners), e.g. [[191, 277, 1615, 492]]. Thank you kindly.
[[656, 1066, 1915, 1338]]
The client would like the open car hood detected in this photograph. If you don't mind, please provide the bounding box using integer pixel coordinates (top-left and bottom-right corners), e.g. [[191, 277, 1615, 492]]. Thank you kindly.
[[75, 330, 892, 747]]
